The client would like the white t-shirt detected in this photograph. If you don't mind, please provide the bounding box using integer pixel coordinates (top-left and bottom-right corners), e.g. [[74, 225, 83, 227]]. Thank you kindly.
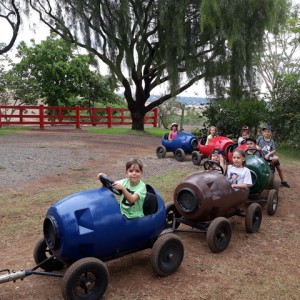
[[227, 165, 252, 186]]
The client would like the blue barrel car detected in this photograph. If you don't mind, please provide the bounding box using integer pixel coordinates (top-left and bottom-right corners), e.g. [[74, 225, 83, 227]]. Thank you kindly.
[[156, 132, 198, 162], [0, 177, 184, 300]]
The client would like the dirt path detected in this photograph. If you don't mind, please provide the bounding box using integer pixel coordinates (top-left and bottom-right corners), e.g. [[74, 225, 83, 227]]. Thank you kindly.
[[0, 128, 299, 300]]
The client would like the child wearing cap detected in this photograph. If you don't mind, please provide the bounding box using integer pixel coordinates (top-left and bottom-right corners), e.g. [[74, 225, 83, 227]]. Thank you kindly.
[[256, 125, 290, 188], [208, 148, 227, 174], [168, 122, 179, 140]]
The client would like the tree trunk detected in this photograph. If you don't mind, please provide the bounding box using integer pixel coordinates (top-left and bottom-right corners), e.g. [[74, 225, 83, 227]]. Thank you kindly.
[[130, 109, 145, 131]]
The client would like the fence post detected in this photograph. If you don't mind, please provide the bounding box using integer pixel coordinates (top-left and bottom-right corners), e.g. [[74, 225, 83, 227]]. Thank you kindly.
[[153, 107, 158, 127], [76, 105, 81, 129], [107, 106, 112, 128], [0, 106, 2, 128], [20, 107, 23, 124], [39, 105, 44, 129], [92, 107, 96, 126], [58, 106, 62, 122]]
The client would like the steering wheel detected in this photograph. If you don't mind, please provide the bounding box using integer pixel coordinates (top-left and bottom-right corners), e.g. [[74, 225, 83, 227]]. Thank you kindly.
[[245, 148, 264, 158], [204, 160, 224, 175], [99, 175, 122, 195]]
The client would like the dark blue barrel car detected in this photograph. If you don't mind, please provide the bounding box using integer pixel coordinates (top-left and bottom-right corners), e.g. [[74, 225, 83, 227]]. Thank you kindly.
[[0, 177, 184, 300], [156, 132, 198, 162]]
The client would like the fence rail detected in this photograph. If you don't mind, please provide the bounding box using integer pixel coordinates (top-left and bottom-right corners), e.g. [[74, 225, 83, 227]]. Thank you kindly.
[[0, 105, 158, 129]]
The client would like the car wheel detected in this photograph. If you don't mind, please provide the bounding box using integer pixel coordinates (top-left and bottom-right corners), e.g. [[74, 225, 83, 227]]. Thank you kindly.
[[156, 145, 166, 158], [245, 203, 262, 233], [33, 237, 64, 271], [151, 233, 184, 276], [165, 202, 181, 229], [206, 217, 232, 253], [192, 151, 202, 165], [174, 148, 185, 162], [61, 257, 109, 300], [267, 189, 278, 216]]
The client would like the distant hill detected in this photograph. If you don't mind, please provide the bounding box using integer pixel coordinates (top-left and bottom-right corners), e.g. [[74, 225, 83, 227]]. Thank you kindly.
[[117, 93, 210, 106], [147, 95, 210, 105]]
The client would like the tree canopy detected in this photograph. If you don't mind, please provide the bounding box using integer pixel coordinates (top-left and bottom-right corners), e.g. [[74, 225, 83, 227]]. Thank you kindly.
[[0, 34, 121, 107], [26, 0, 289, 130], [271, 73, 300, 147]]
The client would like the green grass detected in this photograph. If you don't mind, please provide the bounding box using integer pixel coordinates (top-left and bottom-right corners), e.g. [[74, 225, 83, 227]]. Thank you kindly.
[[276, 144, 300, 163], [146, 168, 196, 202], [86, 127, 169, 137], [0, 127, 28, 135]]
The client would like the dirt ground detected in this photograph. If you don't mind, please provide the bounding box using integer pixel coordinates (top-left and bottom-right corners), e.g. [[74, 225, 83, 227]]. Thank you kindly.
[[0, 128, 299, 300]]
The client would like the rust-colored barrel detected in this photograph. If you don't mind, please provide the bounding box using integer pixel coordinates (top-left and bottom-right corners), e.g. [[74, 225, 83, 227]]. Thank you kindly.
[[173, 171, 248, 222]]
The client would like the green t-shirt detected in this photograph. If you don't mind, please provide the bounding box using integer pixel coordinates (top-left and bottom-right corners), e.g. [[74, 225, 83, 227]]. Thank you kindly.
[[116, 178, 146, 219]]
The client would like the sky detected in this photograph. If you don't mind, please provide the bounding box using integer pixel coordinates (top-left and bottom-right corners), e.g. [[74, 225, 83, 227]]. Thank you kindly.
[[1, 0, 299, 97]]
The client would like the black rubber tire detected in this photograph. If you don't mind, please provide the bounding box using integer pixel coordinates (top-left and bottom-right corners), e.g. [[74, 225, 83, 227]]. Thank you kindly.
[[156, 145, 166, 158], [151, 233, 184, 276], [245, 203, 262, 233], [61, 257, 109, 300], [165, 202, 181, 229], [206, 217, 232, 253], [33, 237, 64, 271], [192, 151, 202, 165], [174, 148, 185, 162], [267, 189, 278, 216]]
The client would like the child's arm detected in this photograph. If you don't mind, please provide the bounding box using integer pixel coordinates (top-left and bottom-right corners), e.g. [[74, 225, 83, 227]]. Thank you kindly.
[[231, 183, 248, 189], [112, 182, 140, 204]]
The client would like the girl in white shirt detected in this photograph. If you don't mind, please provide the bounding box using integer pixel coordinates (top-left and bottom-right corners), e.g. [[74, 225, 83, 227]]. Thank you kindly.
[[227, 149, 252, 189]]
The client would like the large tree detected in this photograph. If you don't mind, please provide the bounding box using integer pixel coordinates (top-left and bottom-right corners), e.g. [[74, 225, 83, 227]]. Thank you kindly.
[[0, 0, 21, 54], [27, 0, 289, 130]]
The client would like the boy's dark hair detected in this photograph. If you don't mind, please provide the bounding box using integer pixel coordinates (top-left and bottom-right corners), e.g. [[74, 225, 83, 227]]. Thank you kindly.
[[245, 137, 257, 144], [126, 159, 143, 172], [211, 148, 225, 156]]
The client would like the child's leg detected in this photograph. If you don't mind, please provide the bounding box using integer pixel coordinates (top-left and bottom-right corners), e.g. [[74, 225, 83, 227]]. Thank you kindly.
[[272, 158, 290, 187], [275, 164, 284, 182]]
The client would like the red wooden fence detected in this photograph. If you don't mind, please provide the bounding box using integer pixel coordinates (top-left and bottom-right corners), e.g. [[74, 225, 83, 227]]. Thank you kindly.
[[0, 105, 158, 129]]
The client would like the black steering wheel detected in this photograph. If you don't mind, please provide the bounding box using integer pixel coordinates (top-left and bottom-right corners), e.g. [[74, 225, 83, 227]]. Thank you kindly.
[[99, 175, 122, 195], [245, 148, 264, 158], [204, 160, 224, 175]]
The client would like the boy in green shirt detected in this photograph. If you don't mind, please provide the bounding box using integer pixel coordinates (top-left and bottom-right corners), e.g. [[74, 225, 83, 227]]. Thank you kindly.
[[98, 158, 147, 218]]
